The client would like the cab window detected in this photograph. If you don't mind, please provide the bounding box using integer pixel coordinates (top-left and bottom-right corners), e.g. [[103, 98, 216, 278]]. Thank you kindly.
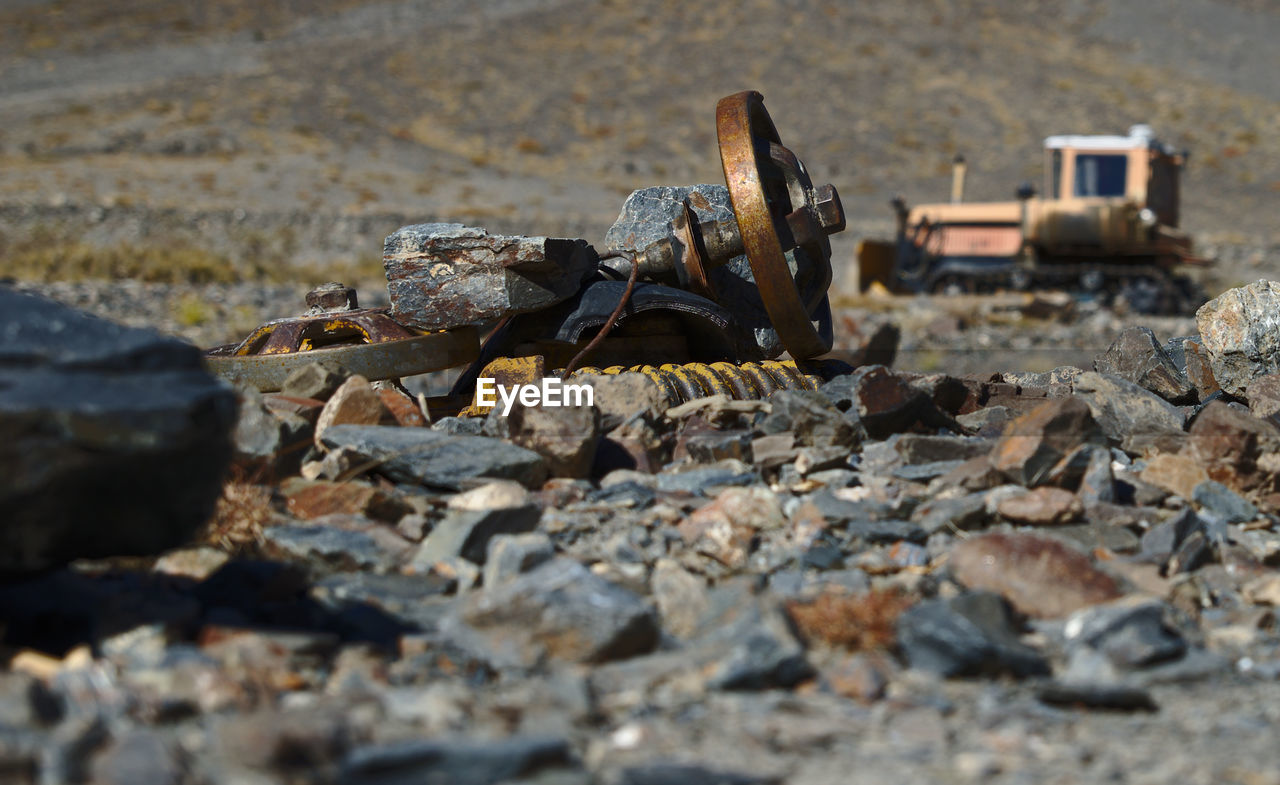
[[1074, 154, 1128, 197]]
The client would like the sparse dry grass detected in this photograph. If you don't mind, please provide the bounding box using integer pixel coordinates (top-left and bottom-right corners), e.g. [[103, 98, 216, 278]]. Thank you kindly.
[[200, 477, 275, 555], [786, 589, 912, 652]]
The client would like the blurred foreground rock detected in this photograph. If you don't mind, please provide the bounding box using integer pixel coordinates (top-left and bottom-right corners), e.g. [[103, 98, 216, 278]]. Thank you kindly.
[[0, 287, 236, 572]]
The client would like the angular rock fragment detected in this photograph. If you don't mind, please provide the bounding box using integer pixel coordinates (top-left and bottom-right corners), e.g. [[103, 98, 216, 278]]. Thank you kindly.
[[1187, 401, 1280, 494], [996, 487, 1082, 526], [678, 487, 785, 569], [340, 735, 577, 785], [320, 425, 547, 490], [262, 515, 412, 574], [949, 532, 1124, 618], [758, 390, 856, 449], [0, 288, 236, 572], [506, 399, 600, 479], [1196, 279, 1280, 396], [1063, 596, 1188, 669], [313, 374, 390, 447], [452, 557, 659, 665], [895, 592, 1049, 678], [384, 223, 597, 330], [1071, 372, 1186, 453], [483, 532, 554, 587], [414, 481, 541, 566], [1093, 326, 1194, 404], [232, 388, 312, 477], [280, 361, 349, 401], [1246, 372, 1280, 420], [989, 397, 1105, 487]]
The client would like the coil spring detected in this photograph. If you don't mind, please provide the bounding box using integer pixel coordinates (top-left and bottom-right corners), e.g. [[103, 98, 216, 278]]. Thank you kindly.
[[568, 360, 823, 408]]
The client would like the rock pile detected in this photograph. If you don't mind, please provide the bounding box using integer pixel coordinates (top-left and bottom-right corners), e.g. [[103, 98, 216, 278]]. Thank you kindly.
[[2, 282, 1280, 782]]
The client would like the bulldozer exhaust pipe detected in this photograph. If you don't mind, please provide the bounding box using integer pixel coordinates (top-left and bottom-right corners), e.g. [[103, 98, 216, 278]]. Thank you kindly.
[[950, 154, 967, 204]]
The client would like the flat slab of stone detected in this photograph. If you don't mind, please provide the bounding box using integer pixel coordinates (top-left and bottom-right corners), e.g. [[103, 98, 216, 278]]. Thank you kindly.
[[384, 223, 597, 331], [319, 424, 547, 490]]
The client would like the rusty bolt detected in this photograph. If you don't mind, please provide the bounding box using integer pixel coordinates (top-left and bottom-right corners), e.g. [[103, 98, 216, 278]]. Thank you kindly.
[[306, 282, 358, 312], [814, 183, 845, 234]]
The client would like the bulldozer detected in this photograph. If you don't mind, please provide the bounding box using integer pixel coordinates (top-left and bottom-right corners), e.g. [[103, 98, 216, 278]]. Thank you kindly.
[[857, 125, 1211, 314]]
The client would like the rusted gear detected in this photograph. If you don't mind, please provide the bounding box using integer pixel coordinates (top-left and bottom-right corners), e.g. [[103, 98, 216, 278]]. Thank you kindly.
[[204, 283, 479, 391], [716, 90, 845, 359]]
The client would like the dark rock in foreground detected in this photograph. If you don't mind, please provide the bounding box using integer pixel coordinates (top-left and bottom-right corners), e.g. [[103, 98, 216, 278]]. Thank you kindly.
[[0, 287, 236, 572]]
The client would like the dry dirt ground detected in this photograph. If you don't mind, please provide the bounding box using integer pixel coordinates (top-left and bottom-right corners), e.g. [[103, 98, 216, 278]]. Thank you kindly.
[[3, 2, 1280, 782]]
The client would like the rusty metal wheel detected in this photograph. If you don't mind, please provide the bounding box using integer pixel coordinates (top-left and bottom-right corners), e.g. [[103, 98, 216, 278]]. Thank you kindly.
[[716, 90, 844, 359]]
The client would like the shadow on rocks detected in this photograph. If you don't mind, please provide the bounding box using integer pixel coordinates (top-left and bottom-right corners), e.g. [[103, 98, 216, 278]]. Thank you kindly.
[[0, 558, 417, 657]]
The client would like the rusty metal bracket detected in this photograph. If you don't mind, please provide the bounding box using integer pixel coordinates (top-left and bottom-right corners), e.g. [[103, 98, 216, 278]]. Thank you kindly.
[[716, 90, 845, 359], [204, 282, 479, 391]]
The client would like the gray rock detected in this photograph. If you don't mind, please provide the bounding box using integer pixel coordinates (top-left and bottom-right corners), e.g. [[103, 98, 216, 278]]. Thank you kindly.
[[615, 764, 779, 785], [232, 388, 312, 476], [1063, 596, 1188, 670], [414, 505, 541, 567], [483, 532, 555, 586], [590, 581, 812, 695], [1093, 326, 1195, 404], [758, 390, 856, 449], [1193, 480, 1259, 523], [340, 735, 576, 785], [263, 518, 412, 574], [655, 462, 757, 495], [384, 223, 597, 330], [650, 558, 710, 639], [894, 434, 994, 464], [90, 728, 184, 785], [320, 425, 547, 490], [1071, 372, 1186, 452], [912, 492, 990, 534], [1196, 279, 1280, 396], [280, 360, 350, 401], [896, 592, 1050, 678], [0, 287, 236, 572], [0, 672, 61, 727], [310, 572, 456, 632], [450, 557, 659, 665]]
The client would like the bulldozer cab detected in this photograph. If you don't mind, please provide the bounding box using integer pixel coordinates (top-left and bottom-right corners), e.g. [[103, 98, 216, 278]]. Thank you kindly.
[[1043, 125, 1184, 226]]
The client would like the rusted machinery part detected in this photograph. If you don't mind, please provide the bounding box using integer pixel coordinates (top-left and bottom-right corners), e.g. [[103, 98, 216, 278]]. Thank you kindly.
[[716, 90, 844, 360], [561, 250, 639, 378], [571, 359, 824, 409], [224, 308, 418, 356], [205, 326, 480, 392]]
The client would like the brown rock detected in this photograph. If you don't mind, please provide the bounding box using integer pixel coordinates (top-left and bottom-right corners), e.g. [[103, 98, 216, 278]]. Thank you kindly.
[[1182, 338, 1220, 400], [1140, 452, 1210, 501], [996, 487, 1082, 526], [1093, 326, 1194, 404], [679, 487, 784, 569], [283, 479, 412, 523], [377, 387, 428, 427], [1188, 401, 1280, 493], [507, 400, 601, 479], [314, 375, 390, 447], [938, 455, 1005, 491], [262, 394, 326, 424], [949, 532, 1124, 618], [384, 223, 596, 331], [989, 397, 1104, 487], [1247, 373, 1280, 420]]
